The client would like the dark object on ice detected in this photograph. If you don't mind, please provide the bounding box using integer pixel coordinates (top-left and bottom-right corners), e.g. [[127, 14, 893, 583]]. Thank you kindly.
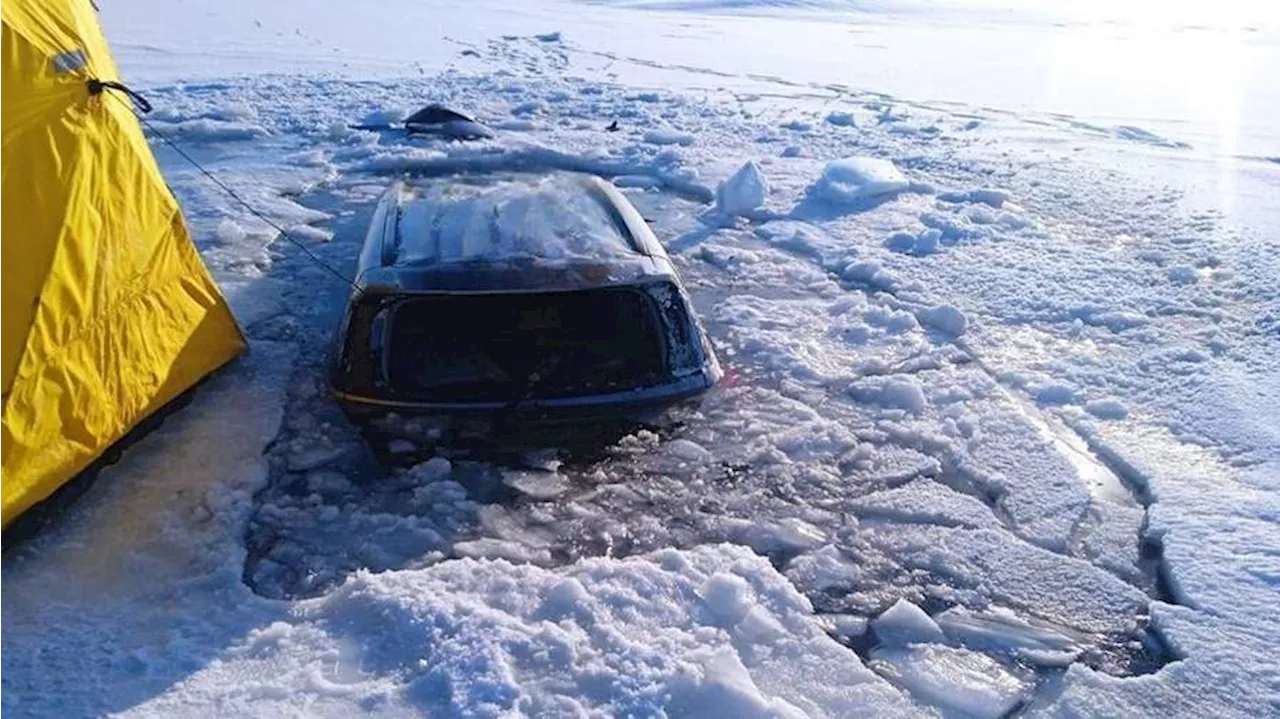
[[330, 172, 721, 450], [404, 104, 494, 140], [347, 104, 495, 140], [605, 120, 619, 132]]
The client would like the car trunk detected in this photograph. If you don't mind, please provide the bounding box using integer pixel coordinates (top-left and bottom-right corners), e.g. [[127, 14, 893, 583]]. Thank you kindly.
[[380, 287, 667, 403]]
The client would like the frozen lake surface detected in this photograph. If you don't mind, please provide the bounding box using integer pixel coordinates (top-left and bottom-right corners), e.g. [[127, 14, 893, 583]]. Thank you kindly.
[[3, 1, 1278, 716]]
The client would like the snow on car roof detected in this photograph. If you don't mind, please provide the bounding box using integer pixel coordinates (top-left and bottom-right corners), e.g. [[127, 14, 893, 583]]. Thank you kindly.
[[391, 174, 642, 267]]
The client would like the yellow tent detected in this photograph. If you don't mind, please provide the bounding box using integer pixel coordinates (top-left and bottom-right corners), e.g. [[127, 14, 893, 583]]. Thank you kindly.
[[2, 0, 245, 526]]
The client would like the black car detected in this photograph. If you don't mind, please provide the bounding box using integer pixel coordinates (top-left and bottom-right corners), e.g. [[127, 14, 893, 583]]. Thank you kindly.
[[330, 172, 721, 448]]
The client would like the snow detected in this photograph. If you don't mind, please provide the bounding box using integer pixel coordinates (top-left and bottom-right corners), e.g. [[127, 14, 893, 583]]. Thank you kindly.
[[4, 0, 1279, 716]]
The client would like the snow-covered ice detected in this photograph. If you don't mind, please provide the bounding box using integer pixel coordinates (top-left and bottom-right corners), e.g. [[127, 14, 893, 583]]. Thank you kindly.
[[810, 156, 911, 204], [4, 0, 1279, 717], [714, 160, 769, 218], [870, 598, 947, 647]]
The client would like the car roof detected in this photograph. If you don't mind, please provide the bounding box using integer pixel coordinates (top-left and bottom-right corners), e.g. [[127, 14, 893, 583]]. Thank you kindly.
[[353, 173, 676, 294]]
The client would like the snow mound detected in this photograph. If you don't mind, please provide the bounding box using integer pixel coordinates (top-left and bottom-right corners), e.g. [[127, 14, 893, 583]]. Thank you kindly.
[[284, 545, 915, 716], [715, 160, 769, 217], [810, 157, 909, 204]]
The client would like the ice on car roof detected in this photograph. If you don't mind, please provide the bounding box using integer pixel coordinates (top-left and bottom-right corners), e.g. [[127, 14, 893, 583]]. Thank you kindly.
[[392, 175, 640, 266]]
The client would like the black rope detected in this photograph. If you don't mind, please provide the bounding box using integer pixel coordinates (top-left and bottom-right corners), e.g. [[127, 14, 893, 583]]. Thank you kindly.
[[96, 87, 361, 292]]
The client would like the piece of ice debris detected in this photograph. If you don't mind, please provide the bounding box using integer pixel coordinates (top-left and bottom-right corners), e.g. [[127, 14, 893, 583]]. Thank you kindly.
[[387, 438, 416, 454], [963, 119, 982, 130], [785, 545, 860, 592], [714, 160, 768, 217], [669, 438, 713, 462], [1033, 382, 1076, 406], [512, 100, 546, 117], [781, 145, 802, 158], [358, 108, 406, 127], [286, 223, 333, 242], [840, 260, 895, 289], [1085, 310, 1147, 331], [996, 211, 1029, 230], [850, 376, 928, 414], [539, 577, 590, 618], [942, 188, 1011, 208], [613, 174, 662, 189], [816, 613, 869, 640], [189, 503, 213, 523], [738, 517, 826, 554], [916, 304, 967, 337], [1085, 398, 1129, 420], [970, 188, 1011, 208], [812, 156, 909, 204], [535, 31, 562, 42], [914, 228, 941, 255], [934, 606, 1083, 666], [870, 644, 1031, 718], [825, 111, 856, 127], [1168, 265, 1199, 285], [780, 119, 812, 132], [287, 444, 348, 472], [147, 118, 270, 142], [871, 598, 946, 646], [502, 469, 570, 500], [409, 456, 453, 482], [699, 243, 761, 269], [520, 449, 563, 472], [885, 231, 917, 253], [453, 538, 552, 565], [491, 119, 535, 131], [966, 206, 997, 224], [643, 128, 695, 146], [305, 470, 352, 498], [215, 219, 248, 246]]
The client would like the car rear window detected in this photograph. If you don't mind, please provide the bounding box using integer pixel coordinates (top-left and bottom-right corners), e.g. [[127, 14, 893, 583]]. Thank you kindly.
[[384, 288, 667, 402], [394, 176, 639, 266]]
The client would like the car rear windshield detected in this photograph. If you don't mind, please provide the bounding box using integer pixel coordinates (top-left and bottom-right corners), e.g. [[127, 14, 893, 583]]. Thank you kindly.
[[384, 288, 667, 402]]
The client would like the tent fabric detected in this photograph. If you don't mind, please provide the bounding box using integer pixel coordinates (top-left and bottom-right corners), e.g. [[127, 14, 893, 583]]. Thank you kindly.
[[2, 0, 245, 526]]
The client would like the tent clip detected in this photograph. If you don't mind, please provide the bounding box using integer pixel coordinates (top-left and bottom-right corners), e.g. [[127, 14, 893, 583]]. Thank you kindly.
[[86, 78, 152, 114]]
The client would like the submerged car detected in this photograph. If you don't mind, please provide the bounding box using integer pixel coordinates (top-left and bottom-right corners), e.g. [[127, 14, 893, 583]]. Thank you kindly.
[[330, 172, 722, 448]]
